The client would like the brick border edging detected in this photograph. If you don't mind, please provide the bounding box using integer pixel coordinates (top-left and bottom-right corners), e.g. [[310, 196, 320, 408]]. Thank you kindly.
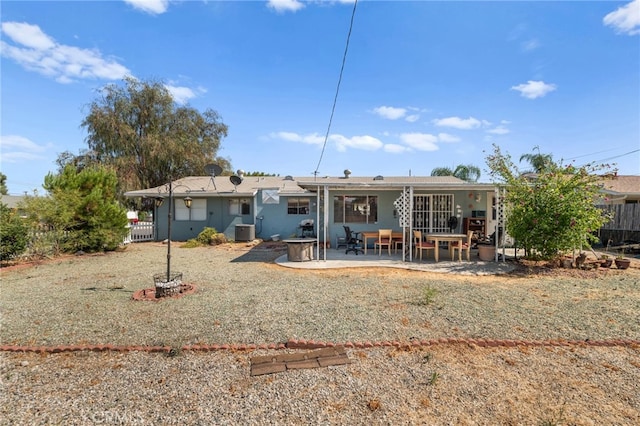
[[1, 338, 638, 354]]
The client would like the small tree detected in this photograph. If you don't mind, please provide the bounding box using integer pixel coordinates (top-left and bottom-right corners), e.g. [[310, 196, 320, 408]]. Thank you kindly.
[[0, 172, 8, 195], [37, 165, 129, 252], [0, 202, 28, 261], [486, 144, 614, 260]]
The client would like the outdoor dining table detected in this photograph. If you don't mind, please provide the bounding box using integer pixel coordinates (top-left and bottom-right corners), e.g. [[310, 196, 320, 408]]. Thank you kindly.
[[425, 233, 466, 262], [360, 231, 403, 255]]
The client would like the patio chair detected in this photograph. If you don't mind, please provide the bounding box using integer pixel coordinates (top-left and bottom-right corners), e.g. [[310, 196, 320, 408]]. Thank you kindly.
[[450, 230, 474, 261], [374, 229, 393, 256], [413, 230, 436, 261], [343, 226, 364, 255]]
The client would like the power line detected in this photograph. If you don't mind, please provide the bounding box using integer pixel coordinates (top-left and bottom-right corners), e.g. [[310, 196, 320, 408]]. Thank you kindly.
[[313, 0, 358, 178], [563, 146, 630, 161], [578, 149, 640, 167]]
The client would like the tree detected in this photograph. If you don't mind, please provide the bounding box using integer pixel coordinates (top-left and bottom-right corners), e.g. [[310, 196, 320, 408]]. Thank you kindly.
[[0, 172, 8, 195], [519, 145, 553, 174], [430, 164, 481, 182], [486, 144, 613, 260], [81, 77, 230, 194], [0, 202, 28, 261], [34, 165, 129, 253]]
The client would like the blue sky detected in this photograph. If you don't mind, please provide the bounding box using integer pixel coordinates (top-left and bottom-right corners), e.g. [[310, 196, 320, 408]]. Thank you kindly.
[[1, 0, 639, 194]]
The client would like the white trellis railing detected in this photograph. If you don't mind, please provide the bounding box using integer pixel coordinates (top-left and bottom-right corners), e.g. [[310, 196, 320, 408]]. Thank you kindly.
[[124, 222, 155, 244]]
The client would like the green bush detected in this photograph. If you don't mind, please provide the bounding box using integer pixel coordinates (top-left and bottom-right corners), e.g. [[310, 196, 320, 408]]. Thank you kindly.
[[27, 165, 130, 254], [188, 227, 228, 246], [486, 145, 614, 260], [0, 203, 29, 261], [196, 227, 218, 245]]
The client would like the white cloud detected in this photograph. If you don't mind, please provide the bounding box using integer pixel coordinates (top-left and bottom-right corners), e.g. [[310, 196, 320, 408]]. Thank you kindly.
[[603, 0, 640, 35], [0, 135, 52, 163], [432, 116, 482, 130], [437, 133, 460, 143], [330, 134, 383, 152], [165, 84, 207, 104], [1, 22, 130, 83], [267, 0, 305, 13], [383, 144, 409, 153], [487, 125, 510, 135], [372, 106, 407, 120], [399, 133, 439, 151], [511, 80, 557, 99], [405, 114, 420, 123], [521, 38, 540, 52], [0, 22, 55, 50], [270, 132, 325, 145], [124, 0, 169, 15]]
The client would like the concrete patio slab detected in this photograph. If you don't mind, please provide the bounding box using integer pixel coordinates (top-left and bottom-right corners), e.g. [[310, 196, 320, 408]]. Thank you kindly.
[[275, 247, 517, 276]]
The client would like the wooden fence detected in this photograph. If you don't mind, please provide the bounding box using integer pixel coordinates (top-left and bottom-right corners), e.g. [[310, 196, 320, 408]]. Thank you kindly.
[[597, 204, 640, 245]]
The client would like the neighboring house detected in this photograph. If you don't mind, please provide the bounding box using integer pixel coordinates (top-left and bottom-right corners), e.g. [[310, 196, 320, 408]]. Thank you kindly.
[[124, 172, 500, 247], [597, 175, 640, 246], [0, 194, 28, 217], [598, 175, 640, 204]]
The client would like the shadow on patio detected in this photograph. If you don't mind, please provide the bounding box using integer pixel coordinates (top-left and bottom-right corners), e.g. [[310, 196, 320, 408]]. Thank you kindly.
[[275, 246, 517, 276]]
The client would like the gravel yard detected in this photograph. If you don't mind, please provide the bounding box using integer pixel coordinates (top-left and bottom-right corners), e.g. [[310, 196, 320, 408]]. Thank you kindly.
[[1, 242, 639, 424]]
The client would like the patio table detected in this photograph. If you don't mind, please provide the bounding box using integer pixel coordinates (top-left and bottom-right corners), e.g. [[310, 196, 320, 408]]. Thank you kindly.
[[361, 231, 403, 255], [425, 233, 466, 262]]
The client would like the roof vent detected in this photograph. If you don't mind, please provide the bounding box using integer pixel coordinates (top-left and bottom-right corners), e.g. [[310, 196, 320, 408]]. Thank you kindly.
[[343, 169, 351, 178], [284, 175, 294, 181], [373, 175, 384, 181]]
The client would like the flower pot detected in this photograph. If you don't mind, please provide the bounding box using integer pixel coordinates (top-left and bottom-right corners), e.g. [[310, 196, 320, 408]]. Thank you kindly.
[[615, 259, 631, 270], [477, 245, 496, 262], [600, 259, 613, 268]]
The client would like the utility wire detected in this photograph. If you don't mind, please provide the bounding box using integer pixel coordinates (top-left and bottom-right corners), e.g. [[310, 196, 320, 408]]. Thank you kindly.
[[577, 149, 640, 167], [564, 146, 631, 161], [313, 0, 358, 178]]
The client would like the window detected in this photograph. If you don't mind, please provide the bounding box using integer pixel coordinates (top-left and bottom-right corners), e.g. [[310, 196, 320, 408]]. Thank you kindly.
[[229, 199, 251, 216], [287, 198, 310, 215], [333, 195, 377, 224], [413, 194, 453, 233], [175, 198, 206, 221]]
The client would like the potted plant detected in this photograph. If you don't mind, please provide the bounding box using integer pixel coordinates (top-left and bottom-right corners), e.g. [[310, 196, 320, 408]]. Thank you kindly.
[[615, 254, 631, 270], [600, 254, 613, 268], [476, 237, 495, 261]]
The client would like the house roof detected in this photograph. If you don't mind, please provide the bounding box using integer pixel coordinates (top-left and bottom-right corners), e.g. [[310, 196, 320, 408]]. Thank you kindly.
[[0, 195, 26, 209], [124, 175, 303, 198], [296, 175, 495, 190], [600, 175, 640, 197], [123, 175, 497, 199]]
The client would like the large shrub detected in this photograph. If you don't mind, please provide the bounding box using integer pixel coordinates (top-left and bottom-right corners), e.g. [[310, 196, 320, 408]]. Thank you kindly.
[[0, 202, 29, 261], [486, 145, 614, 260], [33, 165, 129, 253]]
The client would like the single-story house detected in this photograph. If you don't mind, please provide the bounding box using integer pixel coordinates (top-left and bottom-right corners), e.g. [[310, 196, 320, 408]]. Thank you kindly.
[[124, 171, 502, 250], [598, 175, 640, 204]]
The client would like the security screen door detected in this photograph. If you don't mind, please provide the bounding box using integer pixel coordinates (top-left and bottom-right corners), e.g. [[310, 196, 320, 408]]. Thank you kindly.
[[413, 194, 453, 234]]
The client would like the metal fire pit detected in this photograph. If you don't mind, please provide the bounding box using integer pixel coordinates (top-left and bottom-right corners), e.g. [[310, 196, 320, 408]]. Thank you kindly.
[[153, 272, 184, 298]]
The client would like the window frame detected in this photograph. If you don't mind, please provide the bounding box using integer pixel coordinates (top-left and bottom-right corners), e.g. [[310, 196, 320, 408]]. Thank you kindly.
[[333, 195, 378, 224], [229, 198, 251, 216], [175, 198, 207, 221], [287, 197, 310, 215]]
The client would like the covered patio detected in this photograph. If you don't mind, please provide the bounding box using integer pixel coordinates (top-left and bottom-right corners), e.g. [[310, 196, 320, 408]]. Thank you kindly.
[[275, 246, 516, 275]]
